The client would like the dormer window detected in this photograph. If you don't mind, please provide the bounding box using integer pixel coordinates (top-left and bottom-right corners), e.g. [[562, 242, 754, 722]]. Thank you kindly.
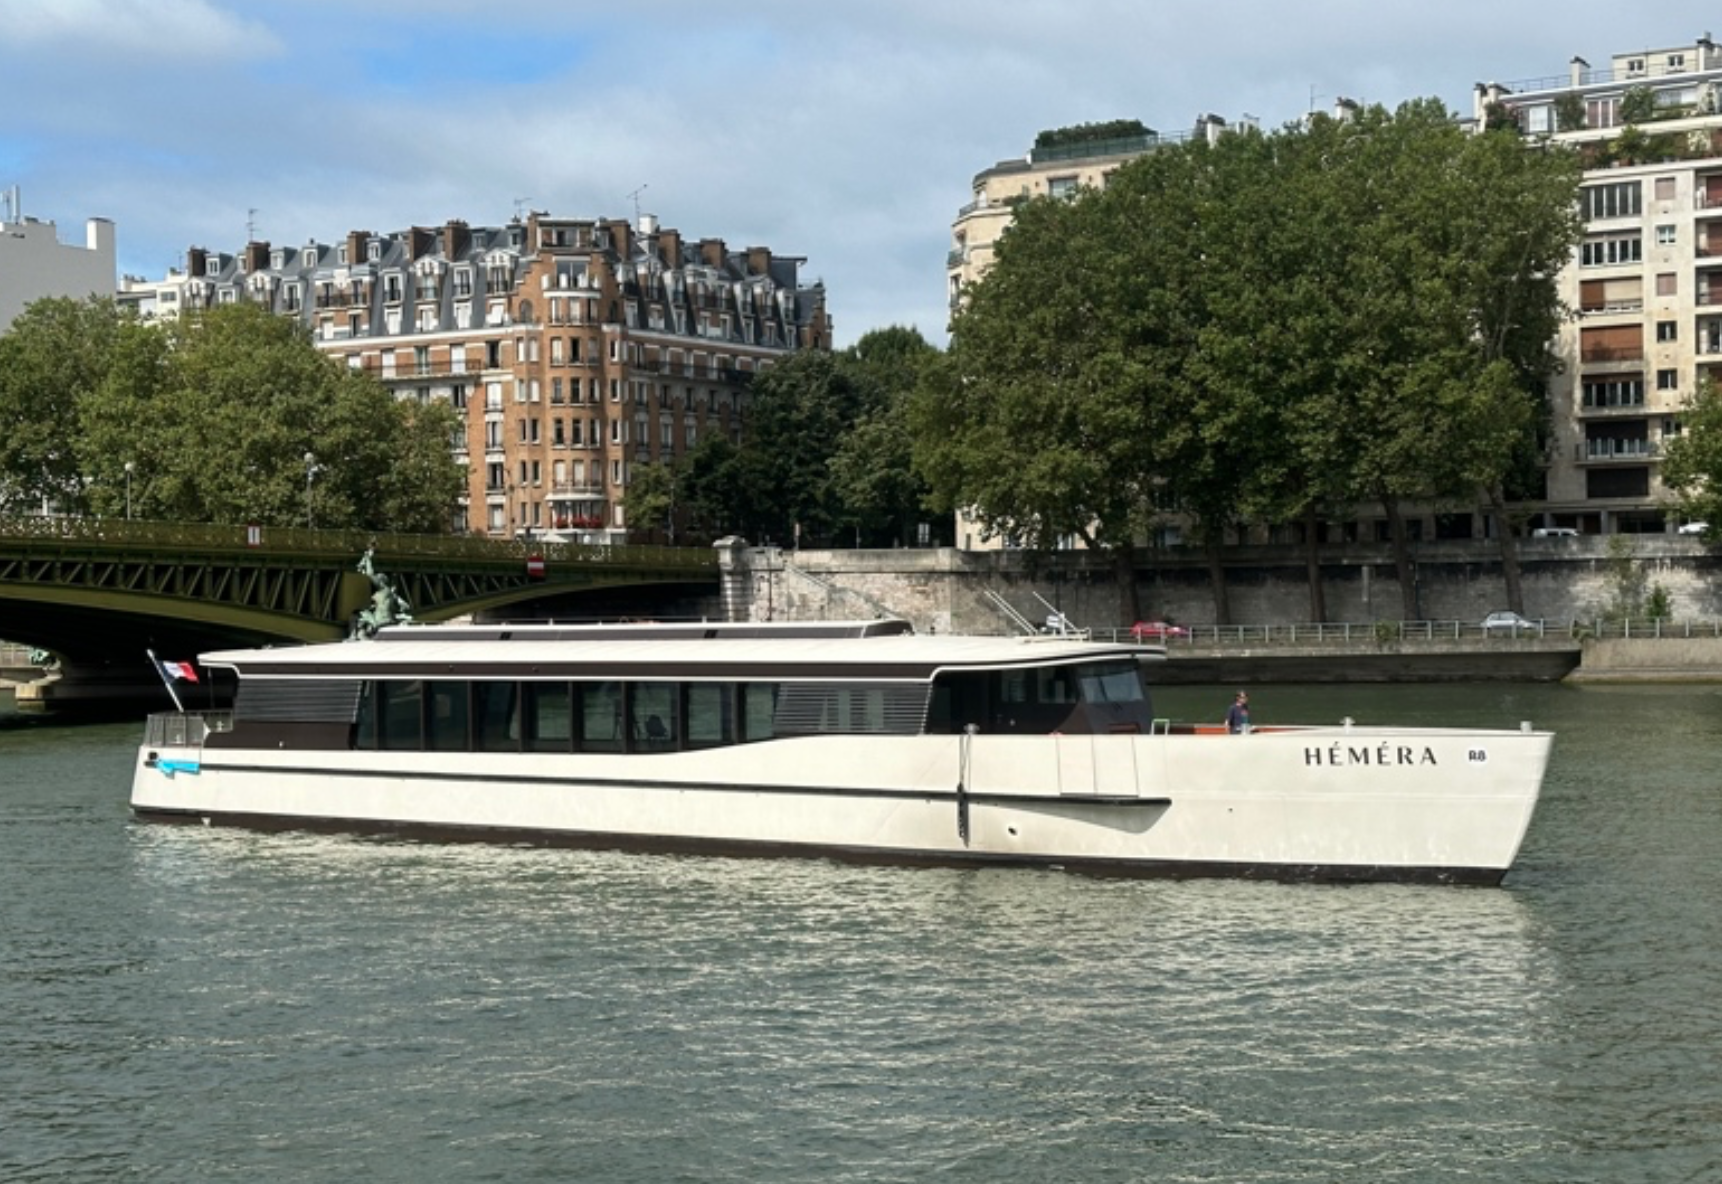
[[383, 274, 404, 304], [367, 240, 382, 263], [271, 250, 285, 270]]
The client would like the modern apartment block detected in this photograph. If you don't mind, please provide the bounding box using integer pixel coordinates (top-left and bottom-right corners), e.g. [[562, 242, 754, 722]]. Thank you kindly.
[[947, 115, 1239, 311], [129, 213, 830, 538], [1479, 33, 1722, 533], [0, 188, 115, 333]]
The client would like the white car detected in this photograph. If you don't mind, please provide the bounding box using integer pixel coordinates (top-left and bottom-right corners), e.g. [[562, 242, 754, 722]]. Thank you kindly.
[[1678, 521, 1710, 535], [1482, 611, 1539, 634], [1531, 527, 1578, 538]]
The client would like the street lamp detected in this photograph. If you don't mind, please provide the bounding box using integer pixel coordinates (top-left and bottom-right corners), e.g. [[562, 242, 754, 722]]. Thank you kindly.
[[124, 461, 134, 521], [303, 451, 321, 529]]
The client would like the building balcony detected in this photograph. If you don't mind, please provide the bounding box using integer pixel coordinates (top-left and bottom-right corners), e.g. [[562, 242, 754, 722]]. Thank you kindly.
[[1577, 400, 1648, 417], [549, 481, 606, 497], [1577, 439, 1658, 464], [1579, 300, 1644, 317]]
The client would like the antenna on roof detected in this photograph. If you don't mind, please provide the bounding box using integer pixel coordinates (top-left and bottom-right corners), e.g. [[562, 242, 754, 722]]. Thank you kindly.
[[247, 207, 260, 242], [512, 197, 531, 221], [627, 183, 649, 222]]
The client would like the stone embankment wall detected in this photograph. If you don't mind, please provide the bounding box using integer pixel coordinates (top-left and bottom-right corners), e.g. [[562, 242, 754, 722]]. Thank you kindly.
[[723, 537, 1722, 635]]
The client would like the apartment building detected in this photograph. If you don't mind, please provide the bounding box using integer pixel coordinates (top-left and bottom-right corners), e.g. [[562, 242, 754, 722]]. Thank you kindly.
[[148, 213, 830, 538], [0, 188, 115, 332], [1479, 33, 1722, 532]]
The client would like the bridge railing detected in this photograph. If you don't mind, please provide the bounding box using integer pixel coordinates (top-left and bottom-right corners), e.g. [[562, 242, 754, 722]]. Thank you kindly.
[[0, 515, 713, 568]]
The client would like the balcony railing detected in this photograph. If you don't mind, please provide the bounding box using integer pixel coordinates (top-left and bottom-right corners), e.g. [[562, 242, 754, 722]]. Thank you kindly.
[[1579, 439, 1658, 461], [1580, 346, 1647, 362]]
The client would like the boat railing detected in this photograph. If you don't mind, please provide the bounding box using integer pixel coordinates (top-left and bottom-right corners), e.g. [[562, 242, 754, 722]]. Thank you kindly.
[[144, 711, 234, 749]]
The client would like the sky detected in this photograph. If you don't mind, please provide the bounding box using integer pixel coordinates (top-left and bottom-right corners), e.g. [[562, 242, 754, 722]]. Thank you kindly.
[[0, 1, 1713, 347]]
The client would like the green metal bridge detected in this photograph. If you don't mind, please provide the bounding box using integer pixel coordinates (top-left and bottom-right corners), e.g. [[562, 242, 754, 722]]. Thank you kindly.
[[0, 516, 718, 673]]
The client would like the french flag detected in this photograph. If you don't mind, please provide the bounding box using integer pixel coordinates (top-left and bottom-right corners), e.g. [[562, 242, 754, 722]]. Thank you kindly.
[[156, 658, 199, 684]]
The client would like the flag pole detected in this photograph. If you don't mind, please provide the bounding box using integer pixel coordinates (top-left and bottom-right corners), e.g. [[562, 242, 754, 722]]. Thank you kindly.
[[146, 648, 186, 713]]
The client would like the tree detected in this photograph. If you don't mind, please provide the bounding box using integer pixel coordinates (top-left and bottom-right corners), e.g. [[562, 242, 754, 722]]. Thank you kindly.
[[623, 460, 677, 542], [4, 298, 465, 530], [736, 349, 874, 547], [1661, 376, 1722, 535], [913, 154, 1210, 618], [915, 98, 1580, 624], [1292, 100, 1578, 618], [828, 326, 942, 547], [0, 297, 131, 512]]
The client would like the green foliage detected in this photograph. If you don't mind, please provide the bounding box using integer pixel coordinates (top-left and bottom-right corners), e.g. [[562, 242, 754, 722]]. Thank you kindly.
[[919, 98, 1580, 619], [1553, 92, 1587, 132], [1646, 583, 1673, 619], [623, 460, 677, 540], [1034, 120, 1151, 150], [1599, 534, 1647, 622], [0, 298, 129, 511], [1620, 85, 1657, 124], [668, 326, 944, 549], [1661, 377, 1722, 533], [1483, 102, 1522, 134], [2, 298, 464, 531]]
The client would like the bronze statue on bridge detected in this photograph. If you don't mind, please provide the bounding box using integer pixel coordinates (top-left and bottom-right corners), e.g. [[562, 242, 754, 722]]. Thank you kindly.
[[351, 548, 413, 640]]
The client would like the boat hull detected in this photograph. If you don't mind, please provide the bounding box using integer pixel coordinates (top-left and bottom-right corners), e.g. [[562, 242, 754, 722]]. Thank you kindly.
[[131, 726, 1549, 885]]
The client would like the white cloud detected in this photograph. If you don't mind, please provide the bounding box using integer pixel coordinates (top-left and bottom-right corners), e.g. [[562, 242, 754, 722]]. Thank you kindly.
[[0, 0, 279, 58]]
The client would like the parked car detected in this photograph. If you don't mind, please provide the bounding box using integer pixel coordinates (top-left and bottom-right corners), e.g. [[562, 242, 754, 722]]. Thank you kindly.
[[1678, 521, 1710, 535], [1130, 620, 1190, 641], [1532, 527, 1579, 538], [1482, 611, 1539, 634]]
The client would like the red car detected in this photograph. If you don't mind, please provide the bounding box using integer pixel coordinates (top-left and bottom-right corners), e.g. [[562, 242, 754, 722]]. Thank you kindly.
[[1130, 620, 1189, 641]]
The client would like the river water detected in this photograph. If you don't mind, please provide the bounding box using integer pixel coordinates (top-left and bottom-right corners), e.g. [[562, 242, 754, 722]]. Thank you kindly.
[[3, 682, 1720, 1183]]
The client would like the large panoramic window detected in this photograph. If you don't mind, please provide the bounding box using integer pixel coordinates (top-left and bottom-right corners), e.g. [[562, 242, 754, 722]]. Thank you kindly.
[[1580, 235, 1642, 267], [1583, 180, 1641, 220]]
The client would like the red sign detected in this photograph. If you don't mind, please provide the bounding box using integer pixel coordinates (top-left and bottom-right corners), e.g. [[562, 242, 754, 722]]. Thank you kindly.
[[525, 555, 546, 580]]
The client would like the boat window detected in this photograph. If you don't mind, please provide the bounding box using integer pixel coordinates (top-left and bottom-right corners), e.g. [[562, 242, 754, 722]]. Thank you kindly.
[[524, 682, 572, 752], [741, 683, 777, 742], [685, 683, 735, 749], [1036, 667, 1077, 705], [354, 681, 376, 747], [379, 680, 424, 751], [631, 683, 678, 751], [426, 681, 470, 751], [475, 681, 520, 752], [1077, 662, 1146, 704], [578, 681, 625, 753]]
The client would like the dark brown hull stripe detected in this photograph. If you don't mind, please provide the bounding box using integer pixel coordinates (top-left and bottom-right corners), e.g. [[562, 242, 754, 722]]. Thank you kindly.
[[129, 806, 1504, 886], [146, 759, 1172, 809]]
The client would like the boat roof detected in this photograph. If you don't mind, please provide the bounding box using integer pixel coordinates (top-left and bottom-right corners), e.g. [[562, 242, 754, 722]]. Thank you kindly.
[[199, 622, 1163, 681]]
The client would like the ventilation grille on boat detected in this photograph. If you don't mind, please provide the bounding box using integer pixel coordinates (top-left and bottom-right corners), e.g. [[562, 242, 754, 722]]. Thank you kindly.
[[235, 679, 363, 723]]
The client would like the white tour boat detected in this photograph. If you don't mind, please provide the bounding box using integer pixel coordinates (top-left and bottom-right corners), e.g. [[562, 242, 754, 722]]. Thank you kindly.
[[130, 620, 1552, 884]]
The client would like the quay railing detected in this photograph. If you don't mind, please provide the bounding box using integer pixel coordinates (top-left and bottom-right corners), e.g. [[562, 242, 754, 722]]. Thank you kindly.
[[0, 514, 715, 569], [1084, 618, 1722, 646]]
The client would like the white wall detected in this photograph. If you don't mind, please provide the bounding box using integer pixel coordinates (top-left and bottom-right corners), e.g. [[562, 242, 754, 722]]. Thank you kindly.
[[0, 215, 117, 331]]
